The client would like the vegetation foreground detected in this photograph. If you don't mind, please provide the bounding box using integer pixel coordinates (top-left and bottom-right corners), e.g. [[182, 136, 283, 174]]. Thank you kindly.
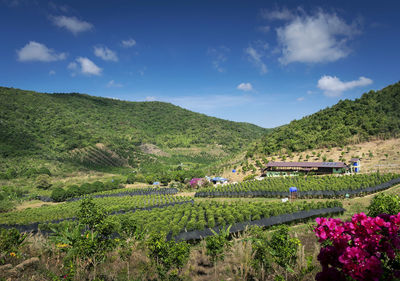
[[1, 174, 400, 281]]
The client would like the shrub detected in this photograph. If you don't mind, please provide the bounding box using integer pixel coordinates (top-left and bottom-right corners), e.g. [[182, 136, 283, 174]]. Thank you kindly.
[[35, 174, 52, 189], [146, 232, 190, 279], [243, 174, 256, 181], [0, 228, 26, 263], [314, 213, 400, 281], [51, 187, 67, 202], [91, 181, 104, 192], [126, 173, 136, 184], [268, 225, 300, 271], [368, 193, 400, 217], [206, 225, 232, 264], [51, 198, 117, 270], [37, 167, 51, 176], [0, 200, 14, 213]]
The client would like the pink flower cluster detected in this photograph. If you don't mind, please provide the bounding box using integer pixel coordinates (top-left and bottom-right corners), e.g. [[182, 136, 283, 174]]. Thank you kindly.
[[314, 213, 400, 281]]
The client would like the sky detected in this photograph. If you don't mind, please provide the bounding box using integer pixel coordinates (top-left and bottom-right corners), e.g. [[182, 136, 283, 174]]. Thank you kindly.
[[1, 0, 400, 128]]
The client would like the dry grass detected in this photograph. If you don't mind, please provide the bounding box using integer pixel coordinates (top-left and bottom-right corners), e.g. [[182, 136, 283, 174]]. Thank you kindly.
[[222, 138, 400, 182], [16, 200, 61, 211]]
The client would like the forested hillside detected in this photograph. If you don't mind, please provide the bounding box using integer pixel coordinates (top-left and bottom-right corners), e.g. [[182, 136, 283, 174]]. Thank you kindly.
[[0, 87, 266, 172], [250, 81, 400, 156]]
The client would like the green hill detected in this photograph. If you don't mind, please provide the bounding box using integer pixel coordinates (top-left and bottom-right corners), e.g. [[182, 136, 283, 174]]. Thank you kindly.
[[250, 82, 400, 156], [0, 87, 266, 174]]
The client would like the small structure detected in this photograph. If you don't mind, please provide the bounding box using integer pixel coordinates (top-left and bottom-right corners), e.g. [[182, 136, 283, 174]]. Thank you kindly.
[[289, 186, 297, 200], [349, 158, 361, 173], [211, 177, 228, 184], [263, 161, 348, 176], [152, 181, 160, 186]]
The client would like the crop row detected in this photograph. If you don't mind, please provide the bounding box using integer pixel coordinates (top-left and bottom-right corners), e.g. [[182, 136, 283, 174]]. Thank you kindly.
[[110, 200, 343, 238], [195, 173, 400, 198], [0, 194, 189, 225], [68, 187, 178, 201]]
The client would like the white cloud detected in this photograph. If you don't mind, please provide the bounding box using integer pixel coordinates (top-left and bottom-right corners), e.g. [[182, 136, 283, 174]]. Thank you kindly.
[[297, 97, 305, 101], [51, 15, 93, 35], [49, 70, 56, 75], [258, 25, 271, 33], [317, 75, 373, 97], [121, 38, 136, 47], [261, 7, 294, 21], [107, 80, 123, 88], [68, 57, 102, 76], [145, 96, 156, 101], [237, 83, 253, 91], [276, 11, 360, 64], [67, 61, 77, 70], [207, 46, 230, 73], [94, 46, 118, 62], [17, 41, 66, 62], [245, 44, 268, 74]]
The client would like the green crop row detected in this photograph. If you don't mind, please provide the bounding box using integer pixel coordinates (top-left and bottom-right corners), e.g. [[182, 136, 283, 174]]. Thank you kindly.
[[196, 173, 399, 194], [110, 200, 343, 237], [0, 194, 189, 225]]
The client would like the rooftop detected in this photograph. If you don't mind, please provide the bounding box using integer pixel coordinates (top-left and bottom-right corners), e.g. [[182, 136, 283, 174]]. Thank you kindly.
[[265, 161, 347, 169]]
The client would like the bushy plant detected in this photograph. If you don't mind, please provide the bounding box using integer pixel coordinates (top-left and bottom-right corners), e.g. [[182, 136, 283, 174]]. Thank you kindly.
[[205, 225, 232, 263], [243, 174, 256, 181], [0, 228, 27, 264], [126, 173, 136, 184], [51, 187, 67, 202], [146, 232, 190, 280], [314, 213, 400, 280], [35, 174, 52, 189], [368, 193, 400, 217], [268, 225, 300, 271], [51, 198, 117, 274]]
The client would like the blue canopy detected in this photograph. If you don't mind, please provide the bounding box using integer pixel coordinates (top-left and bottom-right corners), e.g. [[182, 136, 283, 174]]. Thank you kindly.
[[289, 186, 297, 192], [232, 169, 236, 173], [153, 182, 160, 185]]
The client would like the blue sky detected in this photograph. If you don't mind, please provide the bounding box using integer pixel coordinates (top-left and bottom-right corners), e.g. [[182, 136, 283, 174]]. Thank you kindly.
[[1, 0, 399, 128]]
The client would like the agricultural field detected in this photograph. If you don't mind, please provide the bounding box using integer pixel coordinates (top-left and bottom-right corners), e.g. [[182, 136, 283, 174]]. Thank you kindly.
[[0, 170, 400, 280], [110, 199, 343, 239], [0, 194, 190, 225], [196, 172, 400, 198]]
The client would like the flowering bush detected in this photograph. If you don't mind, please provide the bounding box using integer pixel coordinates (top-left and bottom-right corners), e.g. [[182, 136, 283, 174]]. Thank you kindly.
[[314, 213, 400, 281]]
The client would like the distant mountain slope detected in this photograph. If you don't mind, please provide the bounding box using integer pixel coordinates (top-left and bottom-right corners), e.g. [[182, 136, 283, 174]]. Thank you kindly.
[[0, 87, 266, 168], [252, 81, 400, 155]]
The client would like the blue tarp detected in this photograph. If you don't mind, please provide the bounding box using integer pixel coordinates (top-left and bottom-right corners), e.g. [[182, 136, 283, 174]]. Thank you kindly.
[[289, 186, 297, 192]]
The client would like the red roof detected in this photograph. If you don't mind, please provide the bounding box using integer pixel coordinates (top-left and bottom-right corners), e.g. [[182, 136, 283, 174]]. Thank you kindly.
[[265, 161, 347, 169]]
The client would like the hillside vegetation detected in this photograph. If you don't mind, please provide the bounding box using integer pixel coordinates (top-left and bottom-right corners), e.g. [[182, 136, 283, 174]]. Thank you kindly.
[[0, 87, 266, 173], [250, 82, 400, 156]]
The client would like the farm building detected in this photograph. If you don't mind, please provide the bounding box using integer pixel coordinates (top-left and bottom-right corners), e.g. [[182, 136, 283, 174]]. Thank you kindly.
[[262, 161, 348, 176]]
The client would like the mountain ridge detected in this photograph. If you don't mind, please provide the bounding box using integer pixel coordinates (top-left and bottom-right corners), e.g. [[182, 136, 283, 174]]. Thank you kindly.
[[248, 81, 400, 157], [0, 86, 267, 174]]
